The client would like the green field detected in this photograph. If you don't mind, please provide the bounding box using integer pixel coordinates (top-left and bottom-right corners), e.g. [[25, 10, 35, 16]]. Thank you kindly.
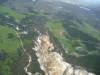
[[46, 20, 73, 51], [0, 5, 26, 22], [46, 19, 100, 53], [0, 25, 20, 53], [0, 25, 20, 75]]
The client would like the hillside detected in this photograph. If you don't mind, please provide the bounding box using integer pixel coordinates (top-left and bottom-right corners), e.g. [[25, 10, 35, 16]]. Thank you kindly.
[[0, 0, 100, 75]]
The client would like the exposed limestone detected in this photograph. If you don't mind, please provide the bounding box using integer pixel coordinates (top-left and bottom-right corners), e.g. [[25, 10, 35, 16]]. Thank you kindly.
[[33, 33, 95, 75]]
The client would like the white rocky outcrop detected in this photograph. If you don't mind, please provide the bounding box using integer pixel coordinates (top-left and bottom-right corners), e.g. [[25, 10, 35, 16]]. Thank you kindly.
[[33, 33, 95, 75]]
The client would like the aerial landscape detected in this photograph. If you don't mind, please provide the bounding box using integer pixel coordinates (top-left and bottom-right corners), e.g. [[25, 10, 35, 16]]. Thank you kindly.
[[0, 0, 100, 75]]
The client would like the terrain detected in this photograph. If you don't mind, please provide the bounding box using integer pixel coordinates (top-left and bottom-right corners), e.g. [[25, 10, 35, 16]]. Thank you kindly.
[[0, 0, 100, 75]]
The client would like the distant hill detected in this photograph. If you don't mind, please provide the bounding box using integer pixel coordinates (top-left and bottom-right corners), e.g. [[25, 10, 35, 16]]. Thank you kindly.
[[0, 0, 8, 4]]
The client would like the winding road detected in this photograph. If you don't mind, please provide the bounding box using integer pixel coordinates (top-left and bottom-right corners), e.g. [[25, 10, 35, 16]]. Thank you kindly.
[[16, 29, 33, 75]]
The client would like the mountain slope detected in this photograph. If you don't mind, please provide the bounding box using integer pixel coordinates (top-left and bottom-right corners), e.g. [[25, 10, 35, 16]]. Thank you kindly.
[[0, 0, 100, 75]]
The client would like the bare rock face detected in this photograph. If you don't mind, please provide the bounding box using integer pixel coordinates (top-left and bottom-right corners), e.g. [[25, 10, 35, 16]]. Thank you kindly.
[[33, 33, 95, 75]]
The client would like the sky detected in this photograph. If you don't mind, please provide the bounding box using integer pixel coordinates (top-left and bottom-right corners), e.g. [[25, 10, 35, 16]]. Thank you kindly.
[[61, 0, 100, 6]]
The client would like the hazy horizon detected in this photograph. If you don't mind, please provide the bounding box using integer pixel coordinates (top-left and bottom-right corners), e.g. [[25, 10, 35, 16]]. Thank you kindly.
[[59, 0, 100, 6]]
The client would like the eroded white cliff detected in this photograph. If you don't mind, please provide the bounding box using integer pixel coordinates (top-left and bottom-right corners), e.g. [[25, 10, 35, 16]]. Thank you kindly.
[[33, 33, 95, 75]]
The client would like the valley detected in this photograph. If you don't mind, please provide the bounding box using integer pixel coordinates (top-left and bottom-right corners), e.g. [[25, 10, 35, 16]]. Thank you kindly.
[[0, 0, 100, 75]]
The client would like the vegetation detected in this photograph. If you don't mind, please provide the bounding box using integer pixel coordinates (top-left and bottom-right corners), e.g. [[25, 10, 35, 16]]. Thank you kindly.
[[72, 20, 100, 41], [0, 5, 48, 22], [0, 2, 100, 75], [0, 25, 20, 53], [46, 20, 73, 51], [0, 25, 20, 75], [46, 18, 100, 54], [0, 5, 26, 22]]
